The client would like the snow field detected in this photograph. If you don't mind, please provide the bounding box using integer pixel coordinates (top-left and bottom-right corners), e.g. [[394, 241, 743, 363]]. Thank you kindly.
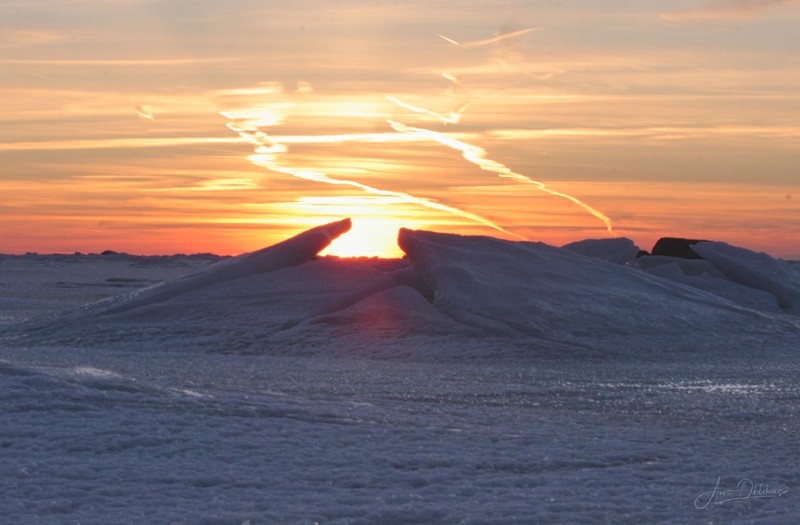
[[1, 220, 798, 523]]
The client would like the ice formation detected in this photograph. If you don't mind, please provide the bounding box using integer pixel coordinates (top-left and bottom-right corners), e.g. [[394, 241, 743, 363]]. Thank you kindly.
[[6, 219, 798, 354], [103, 218, 352, 314], [398, 228, 797, 347]]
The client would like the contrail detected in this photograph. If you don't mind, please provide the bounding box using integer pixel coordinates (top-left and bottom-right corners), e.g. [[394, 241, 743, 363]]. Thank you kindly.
[[436, 27, 541, 49], [136, 105, 154, 120], [223, 118, 520, 238], [384, 95, 469, 125], [388, 120, 614, 232], [436, 28, 555, 81], [442, 72, 460, 89]]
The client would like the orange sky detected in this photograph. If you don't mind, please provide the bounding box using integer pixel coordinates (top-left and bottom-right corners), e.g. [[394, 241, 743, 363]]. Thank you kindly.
[[1, 1, 798, 258]]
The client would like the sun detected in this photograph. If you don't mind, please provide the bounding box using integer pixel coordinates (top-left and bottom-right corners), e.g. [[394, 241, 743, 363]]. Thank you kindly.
[[321, 219, 406, 258]]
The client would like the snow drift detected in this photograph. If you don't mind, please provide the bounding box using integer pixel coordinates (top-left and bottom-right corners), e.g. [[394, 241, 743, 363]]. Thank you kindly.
[[4, 219, 798, 355]]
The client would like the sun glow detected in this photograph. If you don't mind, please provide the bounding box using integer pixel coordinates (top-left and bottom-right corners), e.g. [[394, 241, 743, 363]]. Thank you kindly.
[[219, 91, 521, 246], [320, 219, 406, 258]]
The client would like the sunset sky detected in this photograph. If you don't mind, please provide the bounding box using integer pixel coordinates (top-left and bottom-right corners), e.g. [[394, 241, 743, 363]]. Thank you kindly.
[[1, 0, 798, 258]]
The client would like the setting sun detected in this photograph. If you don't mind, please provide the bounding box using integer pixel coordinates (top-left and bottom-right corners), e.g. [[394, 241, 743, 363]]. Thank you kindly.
[[320, 219, 406, 259]]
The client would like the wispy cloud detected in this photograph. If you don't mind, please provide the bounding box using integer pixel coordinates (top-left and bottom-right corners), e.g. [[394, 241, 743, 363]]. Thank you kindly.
[[0, 57, 245, 66], [0, 137, 244, 152], [662, 0, 800, 22]]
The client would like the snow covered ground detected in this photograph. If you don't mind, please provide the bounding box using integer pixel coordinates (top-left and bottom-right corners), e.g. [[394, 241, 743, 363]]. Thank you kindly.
[[1, 220, 799, 524]]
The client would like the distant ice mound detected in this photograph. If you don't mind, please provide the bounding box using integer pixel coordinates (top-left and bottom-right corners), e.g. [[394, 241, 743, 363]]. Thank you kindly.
[[562, 237, 640, 265]]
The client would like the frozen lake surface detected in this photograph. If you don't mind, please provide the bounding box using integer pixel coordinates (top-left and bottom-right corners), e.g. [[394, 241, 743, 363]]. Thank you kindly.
[[1, 222, 798, 524]]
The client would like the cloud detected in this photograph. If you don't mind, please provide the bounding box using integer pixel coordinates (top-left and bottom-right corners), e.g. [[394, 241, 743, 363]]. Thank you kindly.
[[0, 136, 244, 152], [662, 0, 799, 22], [0, 28, 64, 49]]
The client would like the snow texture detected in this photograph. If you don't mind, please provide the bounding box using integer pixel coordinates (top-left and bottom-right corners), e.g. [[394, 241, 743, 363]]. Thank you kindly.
[[1, 220, 799, 524]]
